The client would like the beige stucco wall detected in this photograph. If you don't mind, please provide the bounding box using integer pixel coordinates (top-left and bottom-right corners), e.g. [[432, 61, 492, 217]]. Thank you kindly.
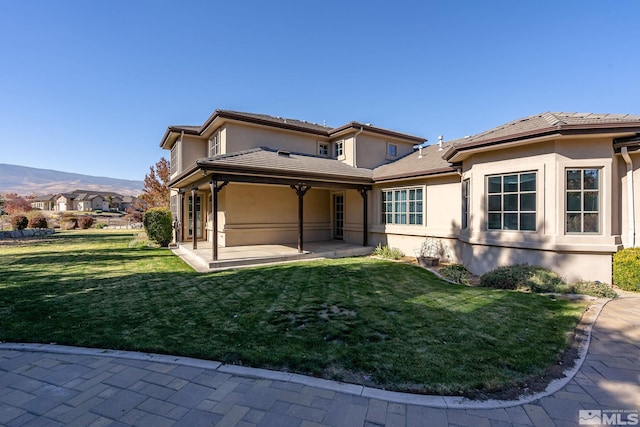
[[458, 241, 613, 283], [221, 183, 331, 246], [352, 133, 415, 169], [619, 150, 640, 248], [456, 136, 621, 283], [222, 123, 328, 156], [369, 175, 461, 261]]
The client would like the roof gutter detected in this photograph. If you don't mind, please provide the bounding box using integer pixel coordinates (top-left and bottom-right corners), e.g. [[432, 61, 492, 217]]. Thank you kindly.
[[621, 147, 636, 247], [353, 126, 364, 168]]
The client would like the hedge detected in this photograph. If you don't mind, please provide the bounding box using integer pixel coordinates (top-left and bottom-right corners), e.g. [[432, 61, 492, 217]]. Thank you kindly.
[[143, 208, 172, 247], [613, 248, 640, 292]]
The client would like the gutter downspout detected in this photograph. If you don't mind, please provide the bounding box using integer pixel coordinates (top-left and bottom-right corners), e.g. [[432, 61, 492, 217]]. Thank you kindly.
[[621, 147, 636, 247], [353, 126, 364, 168]]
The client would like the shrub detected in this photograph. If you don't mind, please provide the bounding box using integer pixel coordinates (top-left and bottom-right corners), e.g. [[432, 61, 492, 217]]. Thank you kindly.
[[613, 248, 640, 292], [568, 281, 617, 299], [95, 223, 108, 229], [372, 243, 404, 260], [480, 265, 563, 291], [439, 264, 470, 285], [143, 208, 172, 247], [11, 214, 28, 230], [60, 215, 77, 230], [77, 216, 94, 229], [27, 214, 48, 229]]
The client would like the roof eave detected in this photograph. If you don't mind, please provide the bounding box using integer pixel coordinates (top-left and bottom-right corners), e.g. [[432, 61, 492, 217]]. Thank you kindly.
[[444, 123, 640, 161], [373, 167, 459, 183], [330, 122, 426, 143]]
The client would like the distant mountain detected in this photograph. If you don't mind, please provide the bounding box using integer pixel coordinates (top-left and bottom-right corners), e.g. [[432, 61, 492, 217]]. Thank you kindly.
[[0, 164, 144, 196]]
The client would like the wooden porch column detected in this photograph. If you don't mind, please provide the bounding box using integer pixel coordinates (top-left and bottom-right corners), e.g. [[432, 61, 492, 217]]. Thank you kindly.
[[290, 184, 311, 253], [210, 178, 229, 261], [176, 190, 184, 245], [191, 187, 198, 250], [358, 188, 369, 246]]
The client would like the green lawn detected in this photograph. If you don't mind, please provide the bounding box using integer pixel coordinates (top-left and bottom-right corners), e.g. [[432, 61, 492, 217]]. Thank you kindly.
[[0, 230, 586, 396]]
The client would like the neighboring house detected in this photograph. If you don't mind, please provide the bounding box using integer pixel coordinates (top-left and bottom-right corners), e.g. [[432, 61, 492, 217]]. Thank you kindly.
[[160, 110, 640, 283], [54, 190, 143, 212], [30, 194, 57, 210]]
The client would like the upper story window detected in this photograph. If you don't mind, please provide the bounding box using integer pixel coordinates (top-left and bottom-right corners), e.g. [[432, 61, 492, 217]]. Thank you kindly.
[[318, 142, 329, 157], [462, 179, 470, 229], [170, 143, 178, 175], [209, 132, 220, 157], [382, 187, 423, 225], [566, 168, 600, 233], [387, 143, 398, 158], [335, 140, 344, 158], [487, 172, 536, 231]]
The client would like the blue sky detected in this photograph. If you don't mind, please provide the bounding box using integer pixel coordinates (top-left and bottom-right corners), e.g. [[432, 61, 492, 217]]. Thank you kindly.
[[1, 1, 639, 181]]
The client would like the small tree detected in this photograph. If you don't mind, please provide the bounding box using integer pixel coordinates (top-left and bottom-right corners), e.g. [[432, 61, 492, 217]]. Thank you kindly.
[[11, 214, 28, 230], [28, 214, 48, 229], [143, 207, 172, 247], [140, 158, 170, 209], [4, 193, 32, 215], [77, 216, 94, 229]]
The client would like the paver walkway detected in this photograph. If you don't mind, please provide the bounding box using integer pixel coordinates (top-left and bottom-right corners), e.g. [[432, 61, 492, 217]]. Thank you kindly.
[[0, 295, 638, 426]]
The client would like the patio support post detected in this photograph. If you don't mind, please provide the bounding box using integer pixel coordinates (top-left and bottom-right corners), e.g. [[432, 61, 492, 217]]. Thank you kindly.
[[191, 187, 198, 250], [290, 183, 311, 253], [210, 177, 229, 261], [358, 188, 369, 246], [176, 190, 184, 245]]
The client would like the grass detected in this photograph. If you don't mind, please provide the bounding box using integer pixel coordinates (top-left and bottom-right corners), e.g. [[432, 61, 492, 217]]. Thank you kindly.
[[0, 230, 586, 396]]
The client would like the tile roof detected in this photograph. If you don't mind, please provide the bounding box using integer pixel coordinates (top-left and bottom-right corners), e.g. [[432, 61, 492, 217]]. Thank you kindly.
[[444, 112, 640, 159], [163, 110, 425, 147], [197, 147, 373, 182], [373, 142, 457, 181]]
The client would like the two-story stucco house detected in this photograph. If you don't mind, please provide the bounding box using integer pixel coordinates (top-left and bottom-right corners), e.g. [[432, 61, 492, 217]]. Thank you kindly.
[[161, 110, 640, 283]]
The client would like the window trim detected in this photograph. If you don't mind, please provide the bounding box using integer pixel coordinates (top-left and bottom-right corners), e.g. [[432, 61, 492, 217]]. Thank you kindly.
[[317, 141, 330, 157], [170, 142, 179, 175], [462, 178, 470, 230], [386, 142, 398, 159], [208, 132, 220, 157], [335, 140, 344, 159], [486, 171, 537, 232], [565, 168, 601, 234], [381, 186, 424, 226]]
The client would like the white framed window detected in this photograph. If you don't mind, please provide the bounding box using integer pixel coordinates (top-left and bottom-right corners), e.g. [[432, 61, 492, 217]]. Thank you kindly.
[[170, 195, 178, 220], [382, 187, 423, 225], [209, 132, 220, 157], [566, 168, 600, 233], [387, 143, 398, 158], [335, 140, 344, 158], [170, 143, 178, 175], [318, 142, 329, 157], [487, 171, 536, 231], [462, 179, 470, 229]]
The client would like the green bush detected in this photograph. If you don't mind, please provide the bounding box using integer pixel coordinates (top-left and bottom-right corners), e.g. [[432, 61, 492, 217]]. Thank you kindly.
[[11, 215, 28, 230], [480, 264, 618, 298], [95, 223, 108, 229], [439, 264, 470, 285], [27, 214, 48, 229], [613, 248, 640, 292], [143, 208, 172, 247], [77, 216, 94, 229], [568, 281, 618, 298], [480, 265, 563, 291], [372, 244, 404, 260]]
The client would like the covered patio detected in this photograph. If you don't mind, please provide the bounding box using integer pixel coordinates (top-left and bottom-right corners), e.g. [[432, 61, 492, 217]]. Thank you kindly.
[[172, 240, 375, 272]]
